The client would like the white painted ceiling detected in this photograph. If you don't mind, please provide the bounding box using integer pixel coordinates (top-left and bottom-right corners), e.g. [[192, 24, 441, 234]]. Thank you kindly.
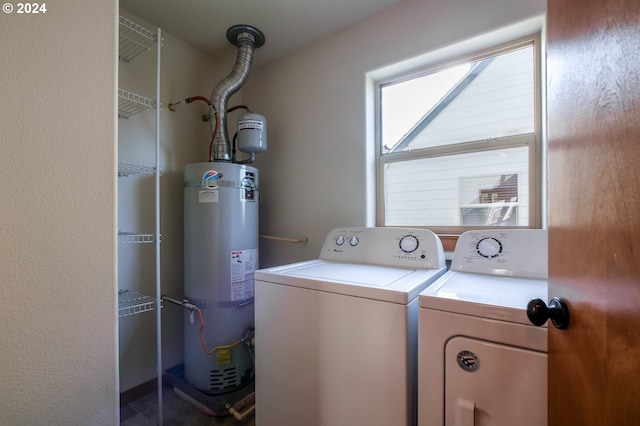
[[120, 0, 405, 66]]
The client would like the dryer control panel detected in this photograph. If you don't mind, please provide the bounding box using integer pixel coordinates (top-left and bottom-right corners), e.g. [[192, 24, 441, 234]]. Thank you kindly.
[[319, 227, 445, 269], [451, 229, 547, 279]]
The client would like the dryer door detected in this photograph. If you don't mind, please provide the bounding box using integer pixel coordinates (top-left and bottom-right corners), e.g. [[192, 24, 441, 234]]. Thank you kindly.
[[445, 337, 547, 426]]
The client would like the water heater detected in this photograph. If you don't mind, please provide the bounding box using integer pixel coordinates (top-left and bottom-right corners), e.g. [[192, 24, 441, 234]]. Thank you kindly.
[[183, 162, 258, 393]]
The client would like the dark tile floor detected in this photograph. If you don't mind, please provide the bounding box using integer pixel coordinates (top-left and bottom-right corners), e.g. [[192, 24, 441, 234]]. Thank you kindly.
[[121, 384, 255, 426]]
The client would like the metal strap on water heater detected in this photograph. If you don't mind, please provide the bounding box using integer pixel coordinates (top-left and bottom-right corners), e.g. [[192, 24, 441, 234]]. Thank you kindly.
[[187, 297, 254, 309], [184, 179, 258, 191]]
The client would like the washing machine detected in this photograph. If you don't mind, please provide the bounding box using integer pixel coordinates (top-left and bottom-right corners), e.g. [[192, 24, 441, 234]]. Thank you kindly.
[[418, 229, 548, 426], [254, 227, 447, 426]]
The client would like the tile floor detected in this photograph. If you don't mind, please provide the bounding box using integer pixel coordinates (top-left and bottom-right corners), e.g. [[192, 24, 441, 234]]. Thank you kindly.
[[120, 384, 255, 426]]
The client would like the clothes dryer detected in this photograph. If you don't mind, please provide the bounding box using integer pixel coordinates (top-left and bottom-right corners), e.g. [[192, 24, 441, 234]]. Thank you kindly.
[[418, 229, 548, 426], [255, 227, 446, 426]]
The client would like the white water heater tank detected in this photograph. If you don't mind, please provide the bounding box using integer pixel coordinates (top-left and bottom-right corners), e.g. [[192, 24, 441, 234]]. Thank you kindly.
[[237, 112, 267, 154], [183, 161, 258, 394]]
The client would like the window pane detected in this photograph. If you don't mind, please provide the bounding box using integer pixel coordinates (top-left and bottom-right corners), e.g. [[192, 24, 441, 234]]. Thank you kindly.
[[381, 45, 534, 153], [383, 146, 529, 227]]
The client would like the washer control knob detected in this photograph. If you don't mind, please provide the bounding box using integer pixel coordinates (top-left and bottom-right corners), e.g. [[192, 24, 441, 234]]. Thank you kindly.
[[349, 236, 359, 247], [336, 236, 345, 246], [399, 235, 419, 253], [476, 237, 502, 258]]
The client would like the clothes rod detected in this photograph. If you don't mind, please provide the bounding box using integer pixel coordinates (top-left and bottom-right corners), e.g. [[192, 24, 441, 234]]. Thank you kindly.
[[259, 234, 308, 243]]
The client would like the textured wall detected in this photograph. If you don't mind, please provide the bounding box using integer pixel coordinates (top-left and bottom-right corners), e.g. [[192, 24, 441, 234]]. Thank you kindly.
[[0, 1, 119, 424]]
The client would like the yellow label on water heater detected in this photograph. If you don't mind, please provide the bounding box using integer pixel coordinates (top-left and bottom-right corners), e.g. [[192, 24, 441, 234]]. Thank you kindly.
[[216, 347, 231, 365]]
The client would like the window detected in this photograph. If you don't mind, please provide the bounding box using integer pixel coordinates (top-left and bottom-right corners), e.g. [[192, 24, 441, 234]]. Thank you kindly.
[[376, 36, 542, 232]]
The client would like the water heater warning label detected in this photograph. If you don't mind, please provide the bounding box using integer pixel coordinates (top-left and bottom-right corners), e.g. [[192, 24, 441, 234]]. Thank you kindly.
[[230, 249, 257, 301], [238, 119, 264, 130], [198, 190, 219, 203]]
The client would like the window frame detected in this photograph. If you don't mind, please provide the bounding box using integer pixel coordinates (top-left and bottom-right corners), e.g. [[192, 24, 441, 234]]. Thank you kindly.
[[374, 33, 543, 234]]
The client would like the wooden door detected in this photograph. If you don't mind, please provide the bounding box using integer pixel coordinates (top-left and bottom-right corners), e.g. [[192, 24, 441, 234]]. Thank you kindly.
[[547, 1, 640, 425]]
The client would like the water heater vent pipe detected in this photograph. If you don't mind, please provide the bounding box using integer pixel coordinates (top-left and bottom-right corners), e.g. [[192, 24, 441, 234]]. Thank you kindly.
[[210, 25, 265, 161]]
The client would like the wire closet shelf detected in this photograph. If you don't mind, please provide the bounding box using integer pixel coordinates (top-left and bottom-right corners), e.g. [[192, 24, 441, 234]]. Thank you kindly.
[[119, 15, 156, 63], [118, 289, 157, 317], [118, 89, 155, 119]]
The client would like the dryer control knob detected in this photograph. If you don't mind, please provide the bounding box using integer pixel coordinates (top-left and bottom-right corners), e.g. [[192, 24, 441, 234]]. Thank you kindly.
[[349, 236, 359, 246], [336, 236, 345, 246]]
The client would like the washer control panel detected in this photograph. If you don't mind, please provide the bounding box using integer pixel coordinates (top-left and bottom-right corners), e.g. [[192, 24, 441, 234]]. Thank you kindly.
[[451, 229, 547, 279], [320, 227, 445, 269]]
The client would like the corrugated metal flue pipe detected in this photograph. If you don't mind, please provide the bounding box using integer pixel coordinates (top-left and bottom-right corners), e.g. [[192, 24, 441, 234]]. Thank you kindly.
[[210, 25, 265, 161]]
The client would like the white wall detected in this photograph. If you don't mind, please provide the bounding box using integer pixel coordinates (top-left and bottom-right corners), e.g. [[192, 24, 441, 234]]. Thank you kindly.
[[0, 1, 119, 424], [118, 10, 241, 391], [244, 0, 546, 268]]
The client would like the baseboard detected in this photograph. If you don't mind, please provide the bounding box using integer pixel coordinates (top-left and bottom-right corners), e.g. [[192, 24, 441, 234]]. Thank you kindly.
[[120, 378, 159, 406]]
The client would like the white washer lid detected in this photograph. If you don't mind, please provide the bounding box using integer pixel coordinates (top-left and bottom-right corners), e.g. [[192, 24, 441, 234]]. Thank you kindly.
[[419, 270, 548, 325], [255, 259, 446, 304]]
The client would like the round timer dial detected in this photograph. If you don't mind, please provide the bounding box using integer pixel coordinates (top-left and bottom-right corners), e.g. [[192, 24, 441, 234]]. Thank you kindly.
[[476, 237, 503, 258], [399, 235, 419, 253]]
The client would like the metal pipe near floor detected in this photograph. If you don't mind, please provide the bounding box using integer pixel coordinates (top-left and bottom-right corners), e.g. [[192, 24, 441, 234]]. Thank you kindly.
[[225, 402, 256, 422]]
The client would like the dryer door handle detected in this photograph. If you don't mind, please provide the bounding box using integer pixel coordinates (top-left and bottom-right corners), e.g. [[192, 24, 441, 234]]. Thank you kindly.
[[455, 398, 475, 426], [526, 297, 570, 330]]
